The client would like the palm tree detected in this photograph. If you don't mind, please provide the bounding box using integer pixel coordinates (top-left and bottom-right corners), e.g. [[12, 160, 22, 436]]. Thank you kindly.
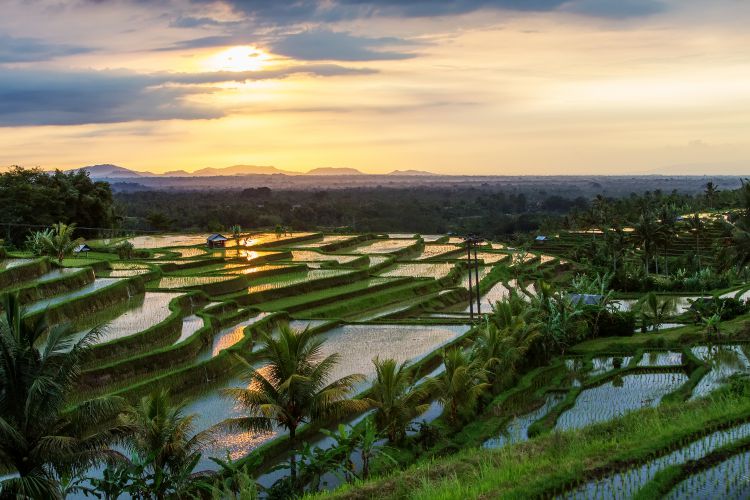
[[687, 214, 705, 269], [222, 325, 369, 489], [369, 358, 429, 443], [705, 181, 719, 209], [473, 315, 538, 392], [118, 389, 208, 499], [631, 213, 663, 275], [638, 292, 677, 332], [657, 204, 677, 276], [428, 349, 488, 427], [0, 293, 127, 498], [231, 225, 242, 246], [41, 222, 83, 264]]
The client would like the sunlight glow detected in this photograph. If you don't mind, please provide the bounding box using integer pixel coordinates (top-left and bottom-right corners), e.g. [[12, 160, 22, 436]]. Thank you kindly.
[[205, 46, 272, 72]]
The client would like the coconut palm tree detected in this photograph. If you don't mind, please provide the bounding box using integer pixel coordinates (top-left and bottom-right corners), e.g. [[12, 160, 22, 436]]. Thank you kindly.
[[638, 292, 677, 332], [117, 389, 209, 499], [631, 213, 663, 275], [705, 181, 719, 209], [473, 315, 539, 392], [222, 325, 369, 489], [428, 349, 488, 427], [0, 293, 127, 498], [369, 358, 429, 444], [687, 214, 705, 269], [40, 222, 83, 264]]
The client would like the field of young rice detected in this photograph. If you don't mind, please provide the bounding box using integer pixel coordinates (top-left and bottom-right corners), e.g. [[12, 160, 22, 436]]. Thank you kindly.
[[458, 266, 493, 290], [315, 323, 469, 392], [153, 276, 234, 289], [566, 421, 750, 499], [555, 372, 688, 431], [24, 277, 122, 315], [125, 234, 217, 249], [170, 247, 208, 258], [243, 269, 353, 294], [348, 239, 417, 254], [290, 250, 360, 264], [665, 450, 750, 499], [483, 393, 565, 449], [288, 235, 359, 248], [638, 351, 683, 367], [239, 232, 317, 247], [460, 251, 508, 264], [378, 262, 456, 280], [69, 292, 183, 344], [414, 244, 463, 260]]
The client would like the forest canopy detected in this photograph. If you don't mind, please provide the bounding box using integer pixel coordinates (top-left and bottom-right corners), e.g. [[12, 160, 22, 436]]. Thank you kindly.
[[0, 167, 115, 245]]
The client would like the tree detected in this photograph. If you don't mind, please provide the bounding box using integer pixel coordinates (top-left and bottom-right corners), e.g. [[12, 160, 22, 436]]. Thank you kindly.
[[705, 181, 719, 209], [638, 292, 677, 332], [0, 167, 115, 246], [146, 211, 172, 231], [631, 213, 663, 275], [473, 314, 538, 392], [369, 358, 429, 443], [0, 293, 127, 498], [222, 325, 369, 490], [428, 349, 488, 427], [38, 222, 83, 264], [687, 214, 705, 269], [115, 389, 209, 499], [231, 225, 242, 246]]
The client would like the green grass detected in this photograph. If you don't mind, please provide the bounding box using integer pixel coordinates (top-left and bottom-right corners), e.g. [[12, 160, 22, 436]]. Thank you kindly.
[[314, 390, 750, 499]]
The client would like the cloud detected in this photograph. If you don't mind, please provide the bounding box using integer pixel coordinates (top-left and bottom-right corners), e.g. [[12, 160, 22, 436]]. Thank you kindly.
[[270, 29, 418, 61], [198, 0, 665, 23], [0, 34, 92, 63], [0, 65, 375, 126]]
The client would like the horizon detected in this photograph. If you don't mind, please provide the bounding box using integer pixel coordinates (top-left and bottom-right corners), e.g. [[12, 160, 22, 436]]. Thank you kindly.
[[1, 1, 749, 175]]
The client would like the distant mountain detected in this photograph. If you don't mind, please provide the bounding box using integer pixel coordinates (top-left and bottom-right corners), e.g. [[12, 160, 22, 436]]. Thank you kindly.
[[190, 165, 297, 176], [387, 169, 436, 176], [76, 164, 145, 178], [162, 169, 191, 177], [306, 167, 364, 176]]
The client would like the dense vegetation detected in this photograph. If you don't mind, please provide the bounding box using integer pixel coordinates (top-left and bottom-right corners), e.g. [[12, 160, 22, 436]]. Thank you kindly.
[[4, 169, 750, 499], [0, 168, 115, 246]]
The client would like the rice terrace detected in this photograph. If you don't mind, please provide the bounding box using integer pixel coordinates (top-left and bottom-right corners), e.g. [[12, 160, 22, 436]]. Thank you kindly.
[[3, 0, 750, 498], [4, 175, 750, 499]]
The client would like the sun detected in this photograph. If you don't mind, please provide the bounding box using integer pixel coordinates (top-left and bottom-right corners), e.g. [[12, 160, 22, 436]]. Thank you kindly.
[[206, 46, 272, 72]]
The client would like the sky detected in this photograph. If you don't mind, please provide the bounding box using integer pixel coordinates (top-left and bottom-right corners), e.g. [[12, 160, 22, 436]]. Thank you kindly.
[[0, 0, 749, 175]]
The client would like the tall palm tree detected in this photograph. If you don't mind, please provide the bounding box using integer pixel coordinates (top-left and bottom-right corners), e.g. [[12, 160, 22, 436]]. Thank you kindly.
[[687, 214, 705, 269], [631, 213, 663, 275], [0, 293, 127, 498], [41, 222, 83, 264], [222, 325, 369, 489], [369, 358, 429, 444], [118, 390, 208, 499], [428, 349, 488, 427], [705, 181, 719, 210], [657, 204, 677, 276]]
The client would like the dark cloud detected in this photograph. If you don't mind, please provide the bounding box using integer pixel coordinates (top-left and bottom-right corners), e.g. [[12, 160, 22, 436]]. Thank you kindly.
[[196, 0, 665, 23], [155, 35, 242, 50], [270, 30, 418, 61], [0, 34, 92, 63], [0, 65, 375, 126]]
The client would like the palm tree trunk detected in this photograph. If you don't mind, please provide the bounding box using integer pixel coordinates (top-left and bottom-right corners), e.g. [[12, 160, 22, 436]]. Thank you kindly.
[[696, 234, 702, 269], [289, 425, 298, 491]]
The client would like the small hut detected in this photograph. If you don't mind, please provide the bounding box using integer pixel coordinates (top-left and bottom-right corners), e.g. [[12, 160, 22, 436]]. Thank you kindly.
[[207, 233, 228, 249], [73, 243, 92, 257]]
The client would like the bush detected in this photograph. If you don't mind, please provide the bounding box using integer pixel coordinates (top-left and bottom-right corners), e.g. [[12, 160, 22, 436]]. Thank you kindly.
[[594, 310, 637, 338]]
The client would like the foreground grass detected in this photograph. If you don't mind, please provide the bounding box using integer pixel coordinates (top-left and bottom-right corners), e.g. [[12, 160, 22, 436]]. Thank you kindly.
[[312, 389, 750, 499]]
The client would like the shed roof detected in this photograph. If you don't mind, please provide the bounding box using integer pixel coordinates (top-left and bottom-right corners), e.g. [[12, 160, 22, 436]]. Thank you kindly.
[[73, 244, 92, 253], [207, 233, 228, 241]]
